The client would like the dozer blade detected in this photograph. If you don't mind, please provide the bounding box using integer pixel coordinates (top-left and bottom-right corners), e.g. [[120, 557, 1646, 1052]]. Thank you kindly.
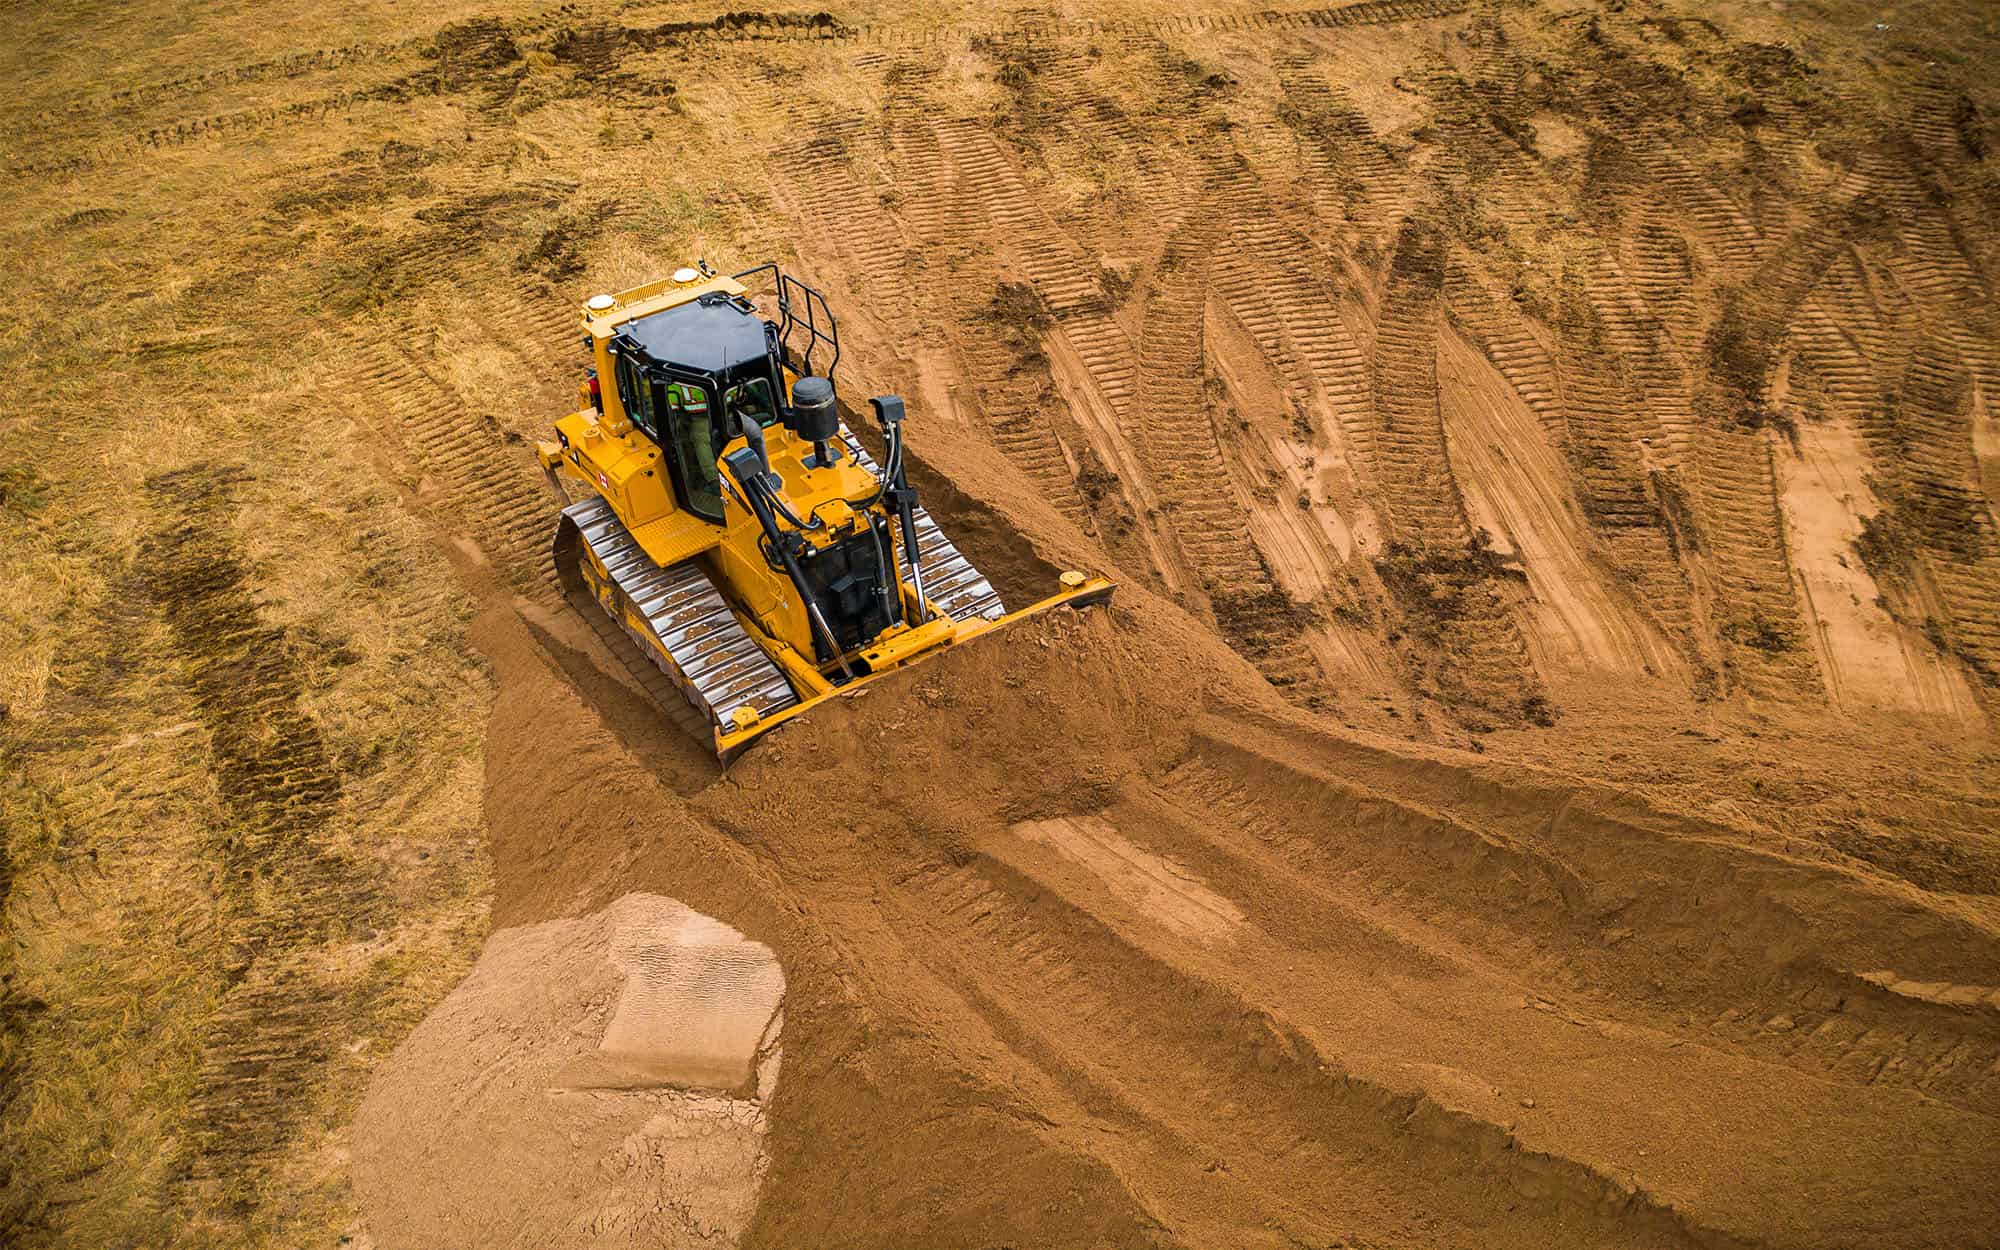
[[552, 490, 1115, 764], [707, 571, 1116, 760]]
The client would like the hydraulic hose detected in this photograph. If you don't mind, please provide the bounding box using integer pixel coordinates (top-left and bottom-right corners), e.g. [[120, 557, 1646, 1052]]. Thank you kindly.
[[723, 448, 855, 680]]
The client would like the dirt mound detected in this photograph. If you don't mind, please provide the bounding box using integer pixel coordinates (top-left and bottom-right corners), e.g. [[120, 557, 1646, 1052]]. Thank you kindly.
[[353, 892, 781, 1249]]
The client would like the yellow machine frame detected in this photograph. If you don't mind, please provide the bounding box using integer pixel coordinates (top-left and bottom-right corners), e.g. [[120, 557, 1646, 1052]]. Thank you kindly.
[[537, 267, 1114, 758]]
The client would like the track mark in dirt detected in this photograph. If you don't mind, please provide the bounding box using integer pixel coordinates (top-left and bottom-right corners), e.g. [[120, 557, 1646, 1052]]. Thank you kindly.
[[917, 118, 1096, 530], [1135, 215, 1326, 696], [1691, 425, 1821, 695], [1436, 322, 1678, 678], [761, 92, 910, 296], [1636, 146, 1760, 271], [1549, 284, 1712, 672], [1185, 722, 2000, 1121], [1445, 260, 1563, 443], [1774, 398, 1980, 719], [141, 466, 384, 1198], [344, 337, 559, 595], [892, 847, 1716, 1250], [1368, 225, 1544, 714], [1013, 815, 1245, 944], [1583, 253, 1699, 466], [937, 116, 1138, 409], [1269, 52, 1408, 232], [1218, 180, 1380, 486]]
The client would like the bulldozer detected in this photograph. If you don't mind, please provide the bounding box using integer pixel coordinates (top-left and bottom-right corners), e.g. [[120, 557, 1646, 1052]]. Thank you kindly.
[[537, 262, 1115, 760]]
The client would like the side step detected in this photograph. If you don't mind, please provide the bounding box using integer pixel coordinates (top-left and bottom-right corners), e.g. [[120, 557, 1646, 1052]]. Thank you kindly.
[[556, 495, 800, 730], [838, 427, 1005, 623]]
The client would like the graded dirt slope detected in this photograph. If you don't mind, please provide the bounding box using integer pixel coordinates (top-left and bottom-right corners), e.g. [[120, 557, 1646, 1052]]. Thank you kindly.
[[2, 1, 1998, 1248]]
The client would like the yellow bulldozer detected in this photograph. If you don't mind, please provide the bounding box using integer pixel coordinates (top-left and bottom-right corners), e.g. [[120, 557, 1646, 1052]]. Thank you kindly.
[[538, 262, 1115, 760]]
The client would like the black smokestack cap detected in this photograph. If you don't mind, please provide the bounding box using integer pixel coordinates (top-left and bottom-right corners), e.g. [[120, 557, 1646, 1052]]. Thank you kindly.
[[790, 375, 837, 443]]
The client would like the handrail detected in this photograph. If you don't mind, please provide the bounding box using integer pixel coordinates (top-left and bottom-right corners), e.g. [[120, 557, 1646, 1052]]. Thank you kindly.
[[733, 262, 842, 393]]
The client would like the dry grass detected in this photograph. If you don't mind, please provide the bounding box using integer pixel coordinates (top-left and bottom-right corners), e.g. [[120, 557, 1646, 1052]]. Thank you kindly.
[[0, 67, 493, 1243]]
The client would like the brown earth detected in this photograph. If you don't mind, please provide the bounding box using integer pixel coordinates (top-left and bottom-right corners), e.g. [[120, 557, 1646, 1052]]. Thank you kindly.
[[2, 1, 1999, 1248]]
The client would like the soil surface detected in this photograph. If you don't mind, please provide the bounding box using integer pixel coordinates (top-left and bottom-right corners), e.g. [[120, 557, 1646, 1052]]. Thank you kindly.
[[2, 2, 1998, 1249], [354, 892, 780, 1249]]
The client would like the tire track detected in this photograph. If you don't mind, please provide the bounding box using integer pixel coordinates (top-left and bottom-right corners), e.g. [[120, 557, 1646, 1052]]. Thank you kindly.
[[1633, 145, 1760, 271], [1622, 207, 1702, 355], [1872, 333, 2000, 695]]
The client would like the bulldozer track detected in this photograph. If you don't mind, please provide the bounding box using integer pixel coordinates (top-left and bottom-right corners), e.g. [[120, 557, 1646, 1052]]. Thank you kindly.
[[544, 426, 1009, 746], [1269, 56, 1408, 228], [879, 59, 955, 248], [1635, 146, 1761, 270], [1235, 217, 1377, 468], [557, 495, 801, 732], [1552, 312, 1660, 532], [836, 431, 1008, 624], [771, 102, 910, 295], [139, 468, 386, 1197], [1369, 228, 1544, 707], [347, 339, 560, 595], [1028, 46, 1189, 227]]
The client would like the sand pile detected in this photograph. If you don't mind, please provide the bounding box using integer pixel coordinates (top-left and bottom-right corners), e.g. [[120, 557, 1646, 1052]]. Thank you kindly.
[[353, 893, 782, 1250]]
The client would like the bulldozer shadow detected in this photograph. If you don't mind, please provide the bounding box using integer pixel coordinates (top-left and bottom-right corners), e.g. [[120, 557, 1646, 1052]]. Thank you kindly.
[[515, 597, 724, 795]]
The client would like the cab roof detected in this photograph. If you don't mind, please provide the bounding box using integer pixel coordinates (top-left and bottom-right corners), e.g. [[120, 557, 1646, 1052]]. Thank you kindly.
[[617, 293, 773, 376]]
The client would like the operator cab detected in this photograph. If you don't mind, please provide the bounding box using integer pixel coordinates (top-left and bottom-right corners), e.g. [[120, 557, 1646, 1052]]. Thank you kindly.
[[605, 292, 786, 522]]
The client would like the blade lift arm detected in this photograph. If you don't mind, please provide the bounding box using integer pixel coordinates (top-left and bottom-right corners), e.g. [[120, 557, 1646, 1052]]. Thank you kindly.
[[719, 395, 931, 683], [869, 396, 930, 624], [723, 432, 855, 680]]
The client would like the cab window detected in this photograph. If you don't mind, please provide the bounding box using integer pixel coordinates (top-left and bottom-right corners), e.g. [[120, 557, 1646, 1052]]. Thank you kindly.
[[656, 378, 723, 522], [612, 354, 652, 436], [723, 377, 778, 436]]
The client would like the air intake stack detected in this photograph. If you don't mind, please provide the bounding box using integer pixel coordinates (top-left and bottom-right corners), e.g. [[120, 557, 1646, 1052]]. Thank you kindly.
[[790, 375, 838, 467]]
